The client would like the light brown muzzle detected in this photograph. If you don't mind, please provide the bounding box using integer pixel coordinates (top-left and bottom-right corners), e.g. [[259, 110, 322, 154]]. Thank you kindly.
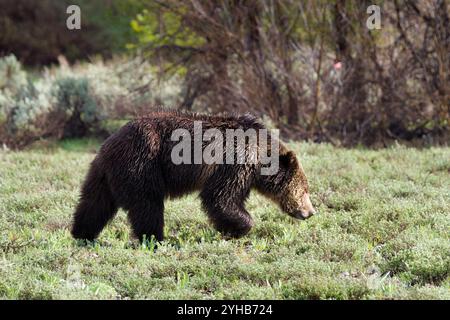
[[292, 193, 316, 219]]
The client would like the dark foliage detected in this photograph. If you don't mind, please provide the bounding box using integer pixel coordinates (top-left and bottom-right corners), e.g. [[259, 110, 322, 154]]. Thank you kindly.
[[135, 0, 449, 146], [0, 0, 141, 65]]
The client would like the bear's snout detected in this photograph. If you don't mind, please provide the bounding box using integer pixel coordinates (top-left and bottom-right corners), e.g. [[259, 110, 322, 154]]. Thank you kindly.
[[295, 193, 316, 219], [300, 192, 316, 219], [291, 208, 316, 220]]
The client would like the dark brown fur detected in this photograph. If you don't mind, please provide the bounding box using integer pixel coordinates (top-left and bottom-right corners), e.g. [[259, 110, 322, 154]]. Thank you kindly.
[[71, 110, 315, 242]]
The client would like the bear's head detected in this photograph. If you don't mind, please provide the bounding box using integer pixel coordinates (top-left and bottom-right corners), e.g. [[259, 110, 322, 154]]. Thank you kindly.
[[257, 150, 316, 220], [278, 151, 316, 219]]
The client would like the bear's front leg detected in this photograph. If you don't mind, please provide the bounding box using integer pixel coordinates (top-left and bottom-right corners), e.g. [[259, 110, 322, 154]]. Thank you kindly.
[[200, 186, 254, 238], [127, 198, 164, 242], [212, 205, 254, 238]]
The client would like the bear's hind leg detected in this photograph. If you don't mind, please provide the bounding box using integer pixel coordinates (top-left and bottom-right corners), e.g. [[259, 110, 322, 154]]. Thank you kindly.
[[127, 198, 165, 243], [71, 163, 118, 241]]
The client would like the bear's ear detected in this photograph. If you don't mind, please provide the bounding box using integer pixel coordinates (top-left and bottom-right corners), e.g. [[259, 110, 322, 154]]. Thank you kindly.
[[279, 151, 298, 171]]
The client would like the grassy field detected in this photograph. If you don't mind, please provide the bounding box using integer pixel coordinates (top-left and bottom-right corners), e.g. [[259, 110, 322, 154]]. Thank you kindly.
[[0, 139, 449, 300]]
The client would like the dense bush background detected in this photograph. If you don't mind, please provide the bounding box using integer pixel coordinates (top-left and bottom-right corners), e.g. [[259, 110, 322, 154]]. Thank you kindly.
[[129, 0, 449, 146], [0, 0, 448, 147]]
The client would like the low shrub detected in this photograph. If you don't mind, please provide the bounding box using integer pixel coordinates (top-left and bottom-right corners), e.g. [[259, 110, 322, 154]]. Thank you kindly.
[[53, 77, 100, 138], [0, 55, 183, 148]]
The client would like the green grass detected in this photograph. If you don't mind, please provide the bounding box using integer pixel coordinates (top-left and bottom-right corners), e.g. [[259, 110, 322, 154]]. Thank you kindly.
[[0, 139, 449, 299]]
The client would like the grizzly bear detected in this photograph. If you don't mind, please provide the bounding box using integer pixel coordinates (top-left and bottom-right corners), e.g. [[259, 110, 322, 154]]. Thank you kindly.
[[71, 110, 316, 242]]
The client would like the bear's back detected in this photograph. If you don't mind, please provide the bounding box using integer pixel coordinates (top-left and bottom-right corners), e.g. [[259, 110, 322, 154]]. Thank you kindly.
[[97, 110, 266, 199]]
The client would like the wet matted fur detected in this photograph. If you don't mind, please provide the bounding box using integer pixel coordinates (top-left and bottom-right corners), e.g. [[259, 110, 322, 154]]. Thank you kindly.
[[71, 110, 315, 242]]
